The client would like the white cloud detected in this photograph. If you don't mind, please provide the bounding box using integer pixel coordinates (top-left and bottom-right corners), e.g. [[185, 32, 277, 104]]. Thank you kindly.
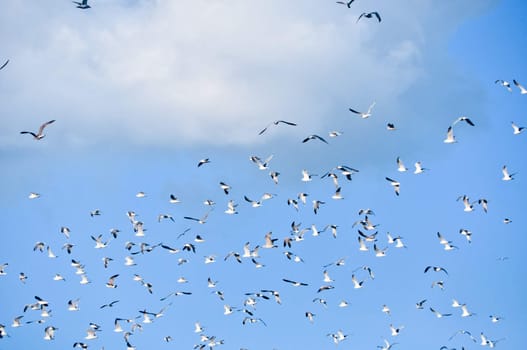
[[0, 0, 496, 148]]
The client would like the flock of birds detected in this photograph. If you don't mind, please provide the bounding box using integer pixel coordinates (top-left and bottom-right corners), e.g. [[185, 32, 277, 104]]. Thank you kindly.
[[1, 1, 523, 350]]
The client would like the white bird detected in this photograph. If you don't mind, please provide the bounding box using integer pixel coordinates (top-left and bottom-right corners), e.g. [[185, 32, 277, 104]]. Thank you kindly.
[[396, 157, 408, 172], [312, 200, 325, 214], [135, 191, 146, 198], [502, 165, 515, 181], [258, 120, 297, 135], [511, 121, 525, 135], [349, 101, 376, 118], [452, 116, 475, 127], [44, 326, 58, 340], [374, 244, 387, 257], [378, 339, 399, 350], [385, 177, 400, 196], [351, 274, 364, 289], [28, 192, 41, 199], [219, 181, 231, 194], [513, 79, 527, 94], [382, 304, 391, 315], [495, 79, 512, 92], [20, 120, 56, 140], [91, 235, 108, 249], [389, 324, 404, 336], [224, 200, 238, 215], [460, 304, 476, 317], [414, 161, 428, 174], [169, 194, 181, 203], [457, 195, 475, 212], [249, 155, 274, 170], [443, 126, 456, 143], [197, 158, 210, 167], [430, 307, 452, 318]]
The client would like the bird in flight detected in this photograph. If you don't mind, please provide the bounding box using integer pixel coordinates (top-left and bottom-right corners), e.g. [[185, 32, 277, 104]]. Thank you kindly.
[[336, 0, 355, 8], [452, 116, 475, 127], [73, 0, 91, 9], [302, 134, 328, 144], [443, 126, 456, 143], [502, 165, 516, 181], [258, 120, 297, 135], [349, 101, 376, 118], [20, 120, 56, 140], [357, 12, 382, 23], [511, 121, 525, 135], [494, 79, 512, 92], [513, 79, 527, 94]]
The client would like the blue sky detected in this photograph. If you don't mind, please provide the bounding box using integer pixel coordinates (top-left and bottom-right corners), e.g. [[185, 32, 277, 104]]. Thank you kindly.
[[1, 0, 526, 349]]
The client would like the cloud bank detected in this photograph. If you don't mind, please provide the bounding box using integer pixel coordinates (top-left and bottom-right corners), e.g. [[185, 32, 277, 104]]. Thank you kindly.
[[0, 0, 496, 148]]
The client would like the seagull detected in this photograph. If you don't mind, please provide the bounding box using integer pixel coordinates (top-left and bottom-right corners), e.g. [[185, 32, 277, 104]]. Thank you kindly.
[[312, 200, 325, 214], [91, 234, 108, 249], [0, 59, 8, 70], [219, 181, 231, 194], [511, 121, 525, 134], [460, 304, 476, 317], [414, 161, 428, 174], [169, 194, 181, 203], [249, 155, 274, 170], [44, 325, 58, 340], [452, 116, 475, 127], [157, 214, 175, 223], [448, 329, 477, 342], [336, 0, 355, 8], [385, 177, 400, 196], [20, 120, 56, 140], [184, 211, 210, 224], [513, 79, 527, 94], [67, 299, 80, 311], [106, 274, 119, 288], [457, 195, 475, 212], [415, 299, 427, 309], [224, 200, 238, 215], [100, 300, 120, 309], [459, 228, 472, 243], [382, 304, 391, 315], [494, 79, 512, 92], [28, 192, 41, 199], [197, 158, 210, 167], [424, 266, 448, 275], [305, 311, 316, 323], [430, 307, 452, 318], [269, 171, 280, 184], [282, 278, 308, 287], [489, 315, 504, 323], [431, 280, 445, 290], [73, 0, 91, 9], [302, 134, 328, 144], [258, 120, 296, 135], [502, 165, 515, 181], [357, 12, 382, 22], [349, 101, 376, 118], [329, 130, 343, 137], [90, 209, 101, 217], [352, 274, 364, 289], [378, 339, 399, 350], [386, 123, 397, 131], [443, 126, 456, 143], [389, 324, 404, 336], [396, 157, 408, 172]]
